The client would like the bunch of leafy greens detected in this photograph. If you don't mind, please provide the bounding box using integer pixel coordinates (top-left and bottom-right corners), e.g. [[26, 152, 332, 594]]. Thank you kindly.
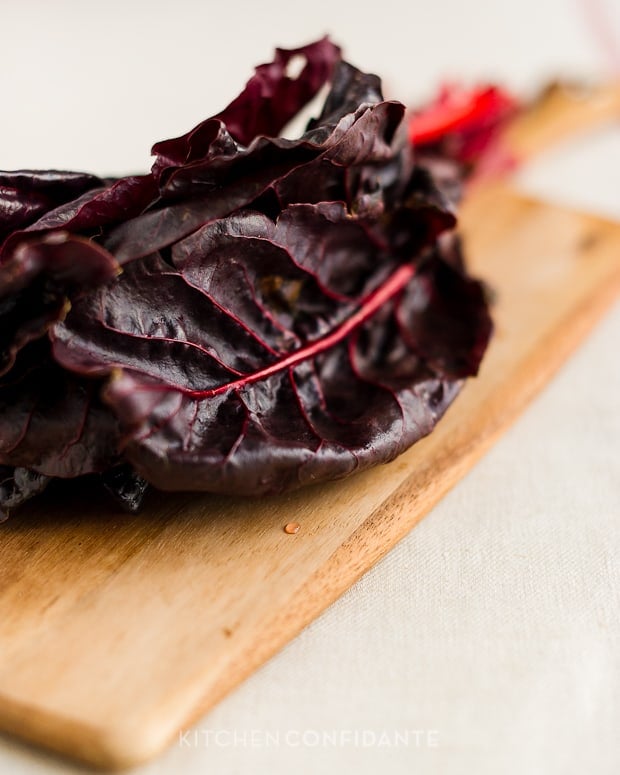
[[0, 38, 492, 519]]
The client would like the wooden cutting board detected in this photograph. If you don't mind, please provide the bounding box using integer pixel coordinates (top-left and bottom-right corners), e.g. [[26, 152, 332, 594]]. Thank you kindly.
[[1, 85, 620, 771]]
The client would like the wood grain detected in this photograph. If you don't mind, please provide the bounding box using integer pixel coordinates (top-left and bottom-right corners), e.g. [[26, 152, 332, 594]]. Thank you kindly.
[[0, 86, 620, 770]]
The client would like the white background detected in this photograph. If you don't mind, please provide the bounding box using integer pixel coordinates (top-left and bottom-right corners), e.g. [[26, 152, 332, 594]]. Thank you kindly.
[[1, 1, 619, 773]]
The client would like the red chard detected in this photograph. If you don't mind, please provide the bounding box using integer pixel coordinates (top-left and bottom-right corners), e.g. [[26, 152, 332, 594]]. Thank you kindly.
[[0, 38, 493, 517]]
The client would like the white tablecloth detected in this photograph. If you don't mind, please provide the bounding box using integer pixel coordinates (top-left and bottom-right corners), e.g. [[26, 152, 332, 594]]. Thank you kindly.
[[1, 1, 618, 772]]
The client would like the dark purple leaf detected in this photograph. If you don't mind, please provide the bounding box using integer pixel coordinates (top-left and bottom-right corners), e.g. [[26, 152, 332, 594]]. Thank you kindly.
[[52, 204, 490, 495], [0, 345, 120, 477], [0, 174, 158, 262], [395, 243, 492, 378], [102, 57, 403, 266], [0, 170, 103, 247], [0, 231, 119, 375], [152, 37, 341, 170]]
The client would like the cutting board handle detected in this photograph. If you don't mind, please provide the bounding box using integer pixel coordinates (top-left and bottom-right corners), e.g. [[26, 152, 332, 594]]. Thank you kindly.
[[505, 81, 620, 162]]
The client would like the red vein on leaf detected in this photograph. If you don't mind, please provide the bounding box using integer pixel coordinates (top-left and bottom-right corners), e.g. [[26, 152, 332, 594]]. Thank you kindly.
[[113, 262, 417, 401], [57, 387, 92, 461], [193, 261, 416, 397], [168, 270, 282, 358], [97, 321, 247, 377], [1, 394, 38, 455]]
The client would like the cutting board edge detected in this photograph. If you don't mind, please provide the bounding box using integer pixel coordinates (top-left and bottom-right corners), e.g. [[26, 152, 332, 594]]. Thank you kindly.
[[0, 698, 126, 772]]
